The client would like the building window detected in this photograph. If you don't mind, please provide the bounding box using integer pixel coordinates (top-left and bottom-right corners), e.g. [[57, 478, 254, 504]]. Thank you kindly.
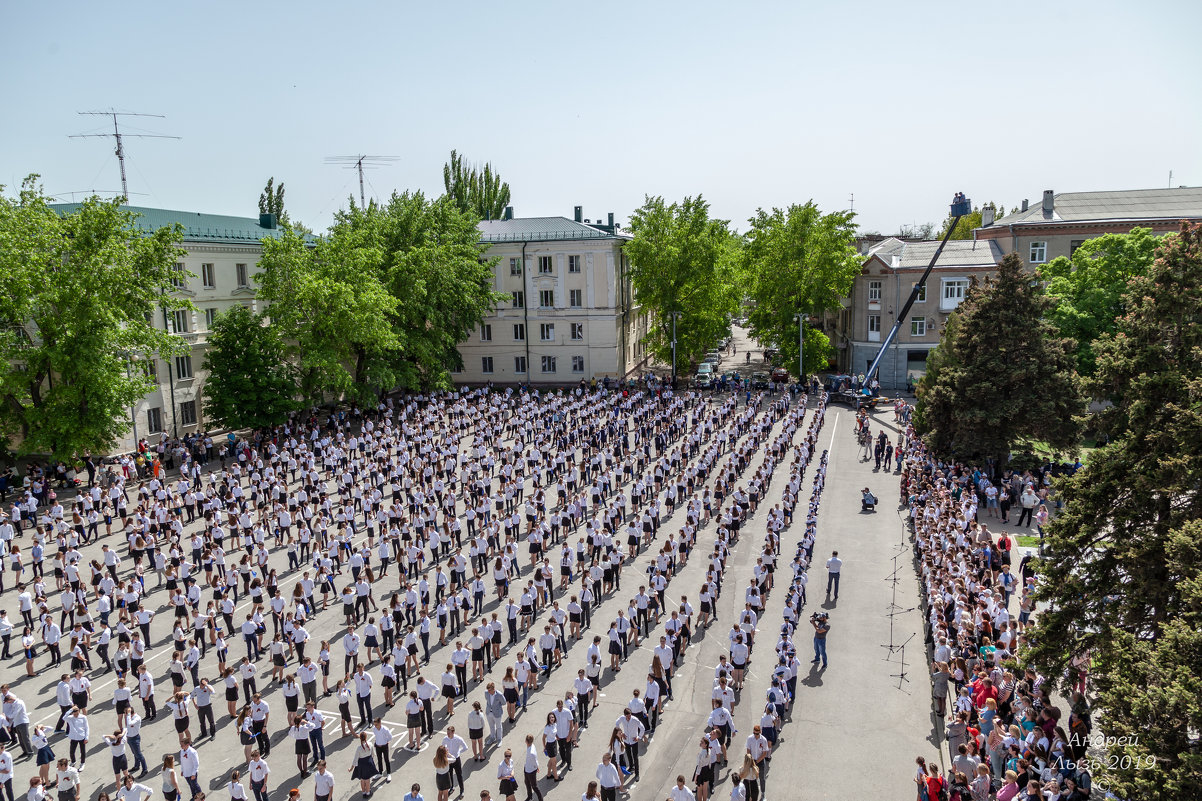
[[140, 359, 157, 380], [569, 289, 582, 308], [913, 282, 927, 303], [512, 291, 524, 309], [541, 355, 557, 373], [236, 263, 249, 287], [571, 323, 584, 340], [171, 262, 186, 289], [539, 290, 555, 308], [175, 354, 193, 380], [540, 323, 555, 342], [147, 407, 163, 434], [911, 317, 927, 337], [179, 400, 197, 426], [1070, 239, 1086, 256], [941, 278, 970, 310], [1029, 241, 1047, 263], [514, 356, 527, 374], [481, 356, 494, 374], [568, 255, 581, 273], [513, 324, 525, 341], [868, 280, 882, 302], [538, 256, 554, 274], [170, 309, 189, 334], [867, 314, 881, 342], [480, 324, 492, 342], [205, 308, 218, 329], [510, 258, 522, 276], [571, 356, 585, 373], [201, 263, 216, 289]]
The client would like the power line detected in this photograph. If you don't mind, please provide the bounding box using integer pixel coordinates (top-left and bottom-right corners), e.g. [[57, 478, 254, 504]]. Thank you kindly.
[[323, 155, 397, 208], [69, 110, 179, 198]]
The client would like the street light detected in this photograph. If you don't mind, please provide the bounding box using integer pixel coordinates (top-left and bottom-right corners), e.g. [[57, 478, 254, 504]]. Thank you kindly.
[[668, 311, 683, 388], [794, 313, 809, 387]]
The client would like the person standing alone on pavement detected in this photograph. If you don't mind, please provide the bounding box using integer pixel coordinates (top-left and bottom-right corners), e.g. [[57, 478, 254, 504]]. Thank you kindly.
[[810, 614, 830, 669], [825, 551, 842, 601]]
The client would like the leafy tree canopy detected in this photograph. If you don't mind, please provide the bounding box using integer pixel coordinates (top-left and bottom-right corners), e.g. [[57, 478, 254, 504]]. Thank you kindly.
[[443, 150, 511, 222], [201, 305, 298, 431], [743, 202, 860, 377], [1024, 223, 1202, 800], [0, 177, 191, 458], [624, 195, 742, 376], [914, 253, 1084, 468], [1042, 227, 1158, 377]]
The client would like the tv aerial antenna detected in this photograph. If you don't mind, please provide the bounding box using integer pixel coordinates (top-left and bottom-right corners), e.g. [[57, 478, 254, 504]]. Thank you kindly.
[[324, 155, 398, 207], [70, 110, 180, 198], [51, 190, 149, 203]]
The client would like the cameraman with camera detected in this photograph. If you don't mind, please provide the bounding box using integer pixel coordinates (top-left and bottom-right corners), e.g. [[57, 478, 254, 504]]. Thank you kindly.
[[810, 612, 830, 669]]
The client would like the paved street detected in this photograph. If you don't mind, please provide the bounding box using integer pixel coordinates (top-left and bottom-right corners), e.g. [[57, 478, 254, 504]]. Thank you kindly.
[[0, 328, 939, 801]]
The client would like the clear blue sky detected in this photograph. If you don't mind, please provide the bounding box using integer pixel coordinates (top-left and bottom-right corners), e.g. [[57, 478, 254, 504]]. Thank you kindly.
[[3, 0, 1200, 234]]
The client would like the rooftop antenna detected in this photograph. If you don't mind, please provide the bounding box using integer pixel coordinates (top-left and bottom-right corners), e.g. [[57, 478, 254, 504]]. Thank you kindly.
[[849, 193, 854, 213], [70, 110, 180, 198], [324, 155, 398, 207], [51, 189, 149, 203]]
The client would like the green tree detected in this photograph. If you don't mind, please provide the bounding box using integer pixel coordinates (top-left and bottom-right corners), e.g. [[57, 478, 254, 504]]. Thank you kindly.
[[1023, 223, 1202, 800], [256, 228, 400, 403], [913, 253, 1084, 467], [258, 177, 291, 228], [201, 305, 298, 431], [1042, 227, 1159, 376], [625, 195, 742, 375], [743, 202, 860, 377], [332, 191, 503, 392], [0, 177, 190, 457], [443, 150, 511, 221]]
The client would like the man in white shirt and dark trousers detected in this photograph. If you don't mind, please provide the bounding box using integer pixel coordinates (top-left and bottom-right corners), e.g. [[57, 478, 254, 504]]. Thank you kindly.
[[615, 708, 645, 782], [595, 752, 622, 801], [825, 551, 841, 601]]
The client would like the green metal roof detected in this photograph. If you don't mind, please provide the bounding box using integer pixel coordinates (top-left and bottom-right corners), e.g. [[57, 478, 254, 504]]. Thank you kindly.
[[49, 203, 314, 245], [477, 216, 629, 243]]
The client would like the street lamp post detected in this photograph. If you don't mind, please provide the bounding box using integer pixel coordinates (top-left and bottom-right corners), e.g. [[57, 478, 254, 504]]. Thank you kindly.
[[669, 311, 683, 388], [794, 312, 809, 388]]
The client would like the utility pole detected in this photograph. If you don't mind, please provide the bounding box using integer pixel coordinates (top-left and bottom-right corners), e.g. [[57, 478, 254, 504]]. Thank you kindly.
[[324, 155, 398, 207], [668, 311, 683, 388], [71, 111, 179, 198]]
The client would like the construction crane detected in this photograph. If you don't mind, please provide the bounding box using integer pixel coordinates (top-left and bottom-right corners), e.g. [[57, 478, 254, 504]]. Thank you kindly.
[[70, 110, 179, 198]]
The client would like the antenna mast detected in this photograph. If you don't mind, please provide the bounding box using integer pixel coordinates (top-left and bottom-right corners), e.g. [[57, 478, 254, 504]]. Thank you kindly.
[[324, 155, 398, 207], [71, 110, 179, 198]]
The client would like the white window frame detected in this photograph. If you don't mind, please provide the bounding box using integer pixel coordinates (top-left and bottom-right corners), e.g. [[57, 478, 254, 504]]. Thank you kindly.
[[538, 256, 554, 275], [1029, 241, 1047, 263], [569, 289, 582, 308], [868, 280, 882, 302], [570, 323, 584, 341], [910, 317, 927, 337], [175, 354, 193, 380], [480, 324, 492, 342], [867, 314, 881, 342], [513, 323, 525, 341], [170, 309, 189, 334], [913, 282, 927, 303], [941, 278, 970, 311], [568, 255, 581, 273], [571, 355, 585, 373], [201, 263, 216, 289], [539, 289, 555, 309], [204, 308, 218, 329], [541, 355, 557, 373], [235, 263, 249, 288], [512, 291, 524, 309], [540, 323, 555, 342], [514, 356, 527, 374], [171, 262, 186, 289], [147, 407, 163, 434], [509, 258, 522, 276], [481, 356, 494, 374]]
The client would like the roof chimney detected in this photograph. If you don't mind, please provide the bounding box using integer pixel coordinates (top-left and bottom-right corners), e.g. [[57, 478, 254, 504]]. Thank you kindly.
[[573, 206, 583, 223], [1042, 190, 1054, 213], [608, 212, 614, 228], [1021, 199, 1029, 212], [503, 206, 513, 221], [981, 205, 995, 227], [259, 212, 278, 230]]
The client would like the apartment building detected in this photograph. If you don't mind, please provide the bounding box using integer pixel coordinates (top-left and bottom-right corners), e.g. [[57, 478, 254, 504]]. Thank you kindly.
[[834, 238, 1004, 388], [974, 186, 1202, 267], [454, 208, 650, 385], [49, 204, 300, 450]]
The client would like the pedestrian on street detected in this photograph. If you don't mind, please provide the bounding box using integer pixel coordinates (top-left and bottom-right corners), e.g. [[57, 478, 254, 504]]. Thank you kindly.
[[810, 613, 830, 669], [825, 551, 841, 600]]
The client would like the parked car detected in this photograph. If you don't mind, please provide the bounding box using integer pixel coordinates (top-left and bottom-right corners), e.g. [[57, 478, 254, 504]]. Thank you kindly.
[[750, 372, 769, 389], [695, 372, 714, 389], [770, 366, 790, 383]]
